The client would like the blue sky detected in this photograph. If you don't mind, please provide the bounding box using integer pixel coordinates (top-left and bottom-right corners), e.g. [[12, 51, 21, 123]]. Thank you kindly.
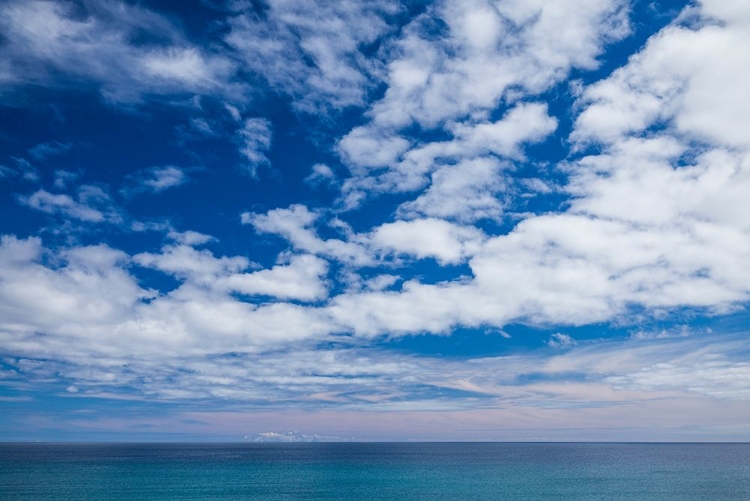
[[2, 0, 750, 442]]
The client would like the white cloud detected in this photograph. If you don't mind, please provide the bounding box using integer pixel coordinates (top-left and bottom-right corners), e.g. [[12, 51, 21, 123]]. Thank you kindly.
[[225, 0, 399, 112], [243, 204, 371, 265], [337, 127, 410, 174], [134, 245, 250, 285], [330, 0, 627, 216], [167, 230, 216, 247], [364, 0, 629, 130], [572, 3, 750, 148], [242, 0, 750, 337], [0, 0, 243, 104], [395, 157, 507, 223], [305, 163, 337, 187], [326, 281, 473, 337], [134, 239, 329, 302], [300, 0, 750, 338], [364, 274, 399, 291], [21, 186, 121, 224], [216, 254, 329, 301], [0, 236, 148, 337], [140, 48, 232, 89], [370, 218, 485, 265], [243, 205, 487, 266], [340, 102, 558, 212], [122, 166, 189, 196], [238, 118, 273, 172], [3, 230, 750, 422], [0, 236, 332, 364], [547, 333, 577, 348]]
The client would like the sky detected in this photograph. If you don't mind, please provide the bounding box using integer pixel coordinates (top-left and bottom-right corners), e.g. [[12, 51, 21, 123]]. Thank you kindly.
[[2, 0, 750, 442]]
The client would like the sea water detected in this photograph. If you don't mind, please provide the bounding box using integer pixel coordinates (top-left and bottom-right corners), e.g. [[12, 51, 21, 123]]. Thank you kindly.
[[2, 442, 749, 500]]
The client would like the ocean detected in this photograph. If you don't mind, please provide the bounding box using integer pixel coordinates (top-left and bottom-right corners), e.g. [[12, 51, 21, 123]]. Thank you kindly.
[[1, 442, 749, 500]]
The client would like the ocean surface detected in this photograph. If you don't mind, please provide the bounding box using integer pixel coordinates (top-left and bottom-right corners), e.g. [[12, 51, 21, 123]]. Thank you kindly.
[[1, 442, 749, 500]]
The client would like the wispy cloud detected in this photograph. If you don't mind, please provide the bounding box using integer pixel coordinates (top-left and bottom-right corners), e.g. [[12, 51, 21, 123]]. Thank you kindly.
[[20, 186, 122, 223], [122, 166, 189, 196], [28, 141, 72, 161], [0, 0, 244, 104], [237, 118, 273, 174], [225, 0, 400, 113]]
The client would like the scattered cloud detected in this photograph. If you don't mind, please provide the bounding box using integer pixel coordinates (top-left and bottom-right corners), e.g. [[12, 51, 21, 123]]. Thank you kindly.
[[548, 333, 577, 348], [340, 102, 558, 217], [122, 166, 189, 196], [237, 118, 273, 173], [243, 204, 487, 266], [9, 157, 40, 182], [20, 186, 122, 224], [215, 254, 330, 301], [0, 165, 18, 179], [305, 163, 337, 187], [28, 141, 72, 161], [53, 169, 82, 190], [167, 230, 216, 247]]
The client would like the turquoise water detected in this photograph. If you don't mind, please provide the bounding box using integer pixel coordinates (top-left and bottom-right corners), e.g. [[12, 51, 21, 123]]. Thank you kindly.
[[2, 443, 749, 500]]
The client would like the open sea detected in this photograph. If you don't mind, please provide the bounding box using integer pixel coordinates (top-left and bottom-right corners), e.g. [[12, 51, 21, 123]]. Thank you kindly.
[[1, 442, 749, 500]]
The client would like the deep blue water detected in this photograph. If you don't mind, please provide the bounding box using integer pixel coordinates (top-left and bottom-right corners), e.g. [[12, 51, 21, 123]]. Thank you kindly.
[[1, 443, 750, 500]]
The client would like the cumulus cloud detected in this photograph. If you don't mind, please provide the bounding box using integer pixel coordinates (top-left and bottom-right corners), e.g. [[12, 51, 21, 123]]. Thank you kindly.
[[0, 236, 332, 365], [395, 158, 508, 223], [331, 0, 628, 210], [572, 3, 750, 148], [369, 218, 485, 265], [364, 0, 629, 130], [340, 102, 558, 216], [242, 204, 372, 265], [243, 204, 486, 266], [134, 244, 250, 284], [215, 254, 329, 301]]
